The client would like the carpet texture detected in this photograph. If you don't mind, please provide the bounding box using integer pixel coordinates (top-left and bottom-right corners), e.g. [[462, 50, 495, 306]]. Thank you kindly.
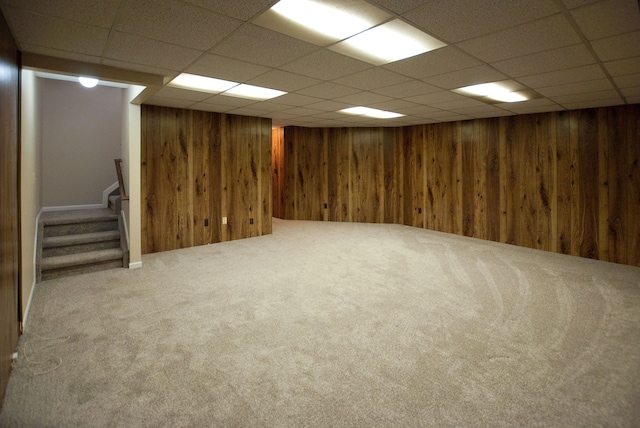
[[1, 219, 639, 427]]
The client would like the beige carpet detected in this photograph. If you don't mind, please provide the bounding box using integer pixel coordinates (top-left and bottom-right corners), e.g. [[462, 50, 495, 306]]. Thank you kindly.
[[1, 218, 639, 427]]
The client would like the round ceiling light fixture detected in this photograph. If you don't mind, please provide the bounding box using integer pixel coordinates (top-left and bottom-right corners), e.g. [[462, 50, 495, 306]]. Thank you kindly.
[[79, 76, 99, 88]]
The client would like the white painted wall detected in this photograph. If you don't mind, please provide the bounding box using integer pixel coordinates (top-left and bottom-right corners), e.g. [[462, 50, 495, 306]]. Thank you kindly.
[[20, 70, 42, 325], [41, 79, 123, 207]]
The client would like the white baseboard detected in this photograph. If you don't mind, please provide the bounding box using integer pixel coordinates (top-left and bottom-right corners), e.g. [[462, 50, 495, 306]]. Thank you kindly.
[[129, 261, 142, 269], [42, 204, 104, 212], [24, 209, 42, 329], [22, 280, 36, 330]]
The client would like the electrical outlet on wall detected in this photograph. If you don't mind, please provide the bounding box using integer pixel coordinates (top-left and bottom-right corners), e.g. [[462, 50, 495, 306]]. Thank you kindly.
[[222, 216, 227, 225]]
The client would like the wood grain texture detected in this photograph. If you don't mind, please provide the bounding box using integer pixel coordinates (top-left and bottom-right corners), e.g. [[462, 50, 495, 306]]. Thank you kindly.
[[278, 105, 640, 267], [141, 106, 271, 253], [272, 127, 284, 219], [0, 10, 20, 406]]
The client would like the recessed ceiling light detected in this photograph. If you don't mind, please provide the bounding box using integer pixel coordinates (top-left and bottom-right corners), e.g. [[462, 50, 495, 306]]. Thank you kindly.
[[454, 81, 534, 103], [79, 77, 99, 88], [169, 73, 238, 93], [330, 20, 446, 65], [223, 84, 286, 100], [254, 0, 390, 46], [340, 106, 405, 119]]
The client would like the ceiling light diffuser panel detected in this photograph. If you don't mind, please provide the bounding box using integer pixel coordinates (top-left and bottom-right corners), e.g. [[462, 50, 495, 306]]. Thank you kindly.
[[329, 19, 446, 65], [340, 106, 404, 119], [168, 73, 286, 100], [454, 81, 540, 104], [255, 0, 391, 46]]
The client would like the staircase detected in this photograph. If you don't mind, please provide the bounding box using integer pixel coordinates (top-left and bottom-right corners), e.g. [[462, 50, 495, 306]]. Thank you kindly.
[[37, 196, 129, 282]]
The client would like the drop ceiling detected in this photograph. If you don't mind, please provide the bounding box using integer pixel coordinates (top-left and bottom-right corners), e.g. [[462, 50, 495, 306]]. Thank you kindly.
[[1, 0, 639, 127]]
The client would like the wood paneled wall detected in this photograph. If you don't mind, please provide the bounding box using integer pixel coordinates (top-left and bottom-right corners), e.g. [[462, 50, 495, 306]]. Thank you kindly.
[[0, 9, 20, 406], [141, 106, 271, 254], [277, 105, 640, 267]]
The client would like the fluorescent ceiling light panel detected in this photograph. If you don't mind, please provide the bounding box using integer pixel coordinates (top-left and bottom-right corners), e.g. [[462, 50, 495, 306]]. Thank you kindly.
[[254, 0, 391, 46], [169, 73, 238, 93], [330, 20, 446, 65], [454, 81, 534, 103], [168, 74, 287, 100], [340, 106, 404, 119], [223, 84, 287, 100]]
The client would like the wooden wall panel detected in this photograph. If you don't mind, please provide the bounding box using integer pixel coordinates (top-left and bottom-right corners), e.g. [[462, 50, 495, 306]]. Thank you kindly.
[[403, 126, 425, 228], [351, 128, 385, 223], [628, 105, 640, 265], [272, 127, 284, 219], [328, 128, 351, 222], [0, 9, 20, 406], [278, 105, 640, 267], [141, 106, 271, 253]]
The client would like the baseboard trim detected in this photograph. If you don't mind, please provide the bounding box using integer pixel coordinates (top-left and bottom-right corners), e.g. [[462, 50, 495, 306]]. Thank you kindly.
[[42, 204, 104, 212], [129, 261, 142, 269], [24, 209, 43, 329]]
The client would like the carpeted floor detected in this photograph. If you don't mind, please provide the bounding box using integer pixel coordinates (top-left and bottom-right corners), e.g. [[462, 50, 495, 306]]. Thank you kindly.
[[1, 218, 639, 427]]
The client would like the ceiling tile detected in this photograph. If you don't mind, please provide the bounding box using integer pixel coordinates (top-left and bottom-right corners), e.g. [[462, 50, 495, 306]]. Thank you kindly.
[[453, 106, 514, 118], [246, 101, 296, 112], [571, 0, 640, 40], [211, 24, 319, 68], [456, 15, 582, 63], [332, 68, 412, 90], [102, 58, 177, 77], [19, 43, 102, 65], [430, 98, 488, 111], [182, 0, 276, 20], [115, 0, 242, 51], [550, 89, 622, 104], [404, 0, 559, 43], [538, 78, 615, 97], [621, 86, 640, 97], [334, 91, 395, 105], [625, 95, 640, 103], [382, 46, 481, 79], [591, 31, 640, 62], [1, 0, 121, 28], [247, 70, 322, 92], [519, 64, 607, 87], [423, 65, 508, 89], [268, 93, 324, 106], [281, 49, 373, 80], [367, 0, 427, 14], [305, 100, 353, 112], [369, 99, 422, 110], [3, 7, 108, 55], [604, 57, 640, 76], [392, 104, 443, 115], [373, 80, 441, 98], [185, 54, 271, 82], [104, 32, 203, 71], [561, 0, 602, 8], [280, 106, 325, 117], [296, 82, 362, 99], [613, 73, 640, 88], [405, 90, 467, 105], [491, 44, 596, 76], [561, 98, 624, 109]]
